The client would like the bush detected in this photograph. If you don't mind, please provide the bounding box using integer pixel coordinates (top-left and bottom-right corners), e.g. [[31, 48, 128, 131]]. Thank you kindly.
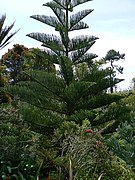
[[48, 120, 135, 179], [0, 105, 39, 179], [107, 119, 135, 168]]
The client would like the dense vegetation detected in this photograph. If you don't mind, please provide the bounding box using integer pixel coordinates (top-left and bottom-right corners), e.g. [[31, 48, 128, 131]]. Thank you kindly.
[[0, 0, 135, 179]]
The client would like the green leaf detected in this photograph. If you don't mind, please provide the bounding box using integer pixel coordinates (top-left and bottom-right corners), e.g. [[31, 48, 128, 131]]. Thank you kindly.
[[7, 166, 11, 173], [11, 174, 19, 180], [2, 175, 7, 180]]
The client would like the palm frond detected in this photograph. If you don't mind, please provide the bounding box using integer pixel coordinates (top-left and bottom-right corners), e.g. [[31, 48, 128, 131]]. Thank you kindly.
[[0, 14, 19, 49]]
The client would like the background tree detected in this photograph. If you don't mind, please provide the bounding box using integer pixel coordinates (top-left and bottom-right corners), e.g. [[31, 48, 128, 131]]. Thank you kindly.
[[26, 47, 56, 72], [1, 44, 29, 84], [1, 44, 56, 84], [103, 49, 125, 93]]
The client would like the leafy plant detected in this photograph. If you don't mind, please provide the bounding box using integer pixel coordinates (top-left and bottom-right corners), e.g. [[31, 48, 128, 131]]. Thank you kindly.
[[50, 121, 135, 179], [0, 105, 39, 179], [107, 120, 135, 168]]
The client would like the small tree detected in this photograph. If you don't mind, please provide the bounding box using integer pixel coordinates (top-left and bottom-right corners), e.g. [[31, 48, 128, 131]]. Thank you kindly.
[[103, 49, 125, 93]]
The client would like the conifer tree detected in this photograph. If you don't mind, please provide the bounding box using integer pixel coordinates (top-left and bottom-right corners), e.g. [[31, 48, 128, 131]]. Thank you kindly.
[[103, 49, 125, 93], [8, 0, 125, 134]]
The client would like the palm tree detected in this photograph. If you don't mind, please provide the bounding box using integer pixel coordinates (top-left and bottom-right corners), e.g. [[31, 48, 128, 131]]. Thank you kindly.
[[0, 14, 19, 103], [0, 14, 19, 50]]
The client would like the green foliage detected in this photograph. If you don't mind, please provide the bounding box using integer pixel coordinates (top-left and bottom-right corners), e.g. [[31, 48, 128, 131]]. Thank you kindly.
[[107, 93, 135, 168], [0, 105, 39, 179], [2, 1, 131, 178], [1, 44, 56, 84], [107, 120, 135, 168], [48, 121, 135, 179], [20, 103, 64, 135]]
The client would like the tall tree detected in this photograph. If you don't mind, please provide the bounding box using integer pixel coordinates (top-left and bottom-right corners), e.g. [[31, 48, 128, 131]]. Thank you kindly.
[[8, 0, 125, 135], [5, 1, 130, 177]]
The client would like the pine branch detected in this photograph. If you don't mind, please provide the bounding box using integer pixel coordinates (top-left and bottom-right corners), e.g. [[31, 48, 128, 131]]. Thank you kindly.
[[69, 9, 93, 30], [72, 53, 97, 65], [23, 71, 64, 100], [69, 21, 89, 31], [44, 2, 65, 26], [30, 15, 61, 30], [72, 0, 93, 8], [69, 35, 98, 52]]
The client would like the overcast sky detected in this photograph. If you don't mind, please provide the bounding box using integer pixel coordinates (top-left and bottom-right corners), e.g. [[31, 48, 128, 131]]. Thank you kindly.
[[1, 0, 135, 89]]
